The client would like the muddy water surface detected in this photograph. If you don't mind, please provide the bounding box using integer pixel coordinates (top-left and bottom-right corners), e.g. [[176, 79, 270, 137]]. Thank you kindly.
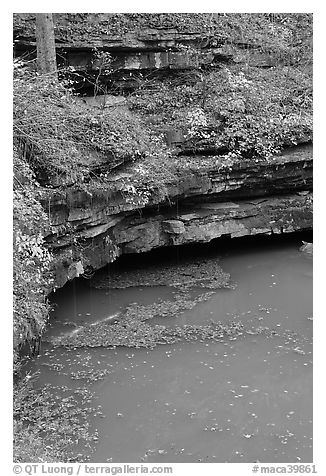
[[28, 238, 313, 463]]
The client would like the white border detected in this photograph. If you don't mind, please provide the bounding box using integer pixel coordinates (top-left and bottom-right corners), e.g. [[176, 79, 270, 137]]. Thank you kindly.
[[3, 5, 324, 475]]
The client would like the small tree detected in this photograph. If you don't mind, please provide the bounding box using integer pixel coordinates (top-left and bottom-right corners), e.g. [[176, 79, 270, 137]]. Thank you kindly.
[[35, 13, 57, 76]]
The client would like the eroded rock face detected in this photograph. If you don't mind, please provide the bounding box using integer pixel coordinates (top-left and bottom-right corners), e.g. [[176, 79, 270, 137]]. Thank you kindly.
[[44, 145, 312, 290], [116, 194, 312, 249], [13, 13, 294, 91], [52, 192, 312, 289], [43, 144, 312, 228], [13, 15, 312, 289], [13, 14, 232, 68]]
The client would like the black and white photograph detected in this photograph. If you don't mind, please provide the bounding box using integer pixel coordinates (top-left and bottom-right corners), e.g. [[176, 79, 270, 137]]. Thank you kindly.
[[12, 9, 315, 472]]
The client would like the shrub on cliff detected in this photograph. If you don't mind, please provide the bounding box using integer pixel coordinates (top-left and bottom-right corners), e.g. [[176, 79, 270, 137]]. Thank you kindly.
[[13, 65, 164, 187], [13, 147, 53, 367], [129, 64, 312, 160]]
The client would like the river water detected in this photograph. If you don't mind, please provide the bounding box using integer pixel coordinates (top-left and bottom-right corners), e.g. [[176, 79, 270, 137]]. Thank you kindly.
[[26, 236, 313, 463]]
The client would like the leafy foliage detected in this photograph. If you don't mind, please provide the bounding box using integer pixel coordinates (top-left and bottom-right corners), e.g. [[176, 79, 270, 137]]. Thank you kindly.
[[13, 147, 53, 364], [13, 376, 99, 462], [129, 65, 312, 160], [13, 66, 166, 187]]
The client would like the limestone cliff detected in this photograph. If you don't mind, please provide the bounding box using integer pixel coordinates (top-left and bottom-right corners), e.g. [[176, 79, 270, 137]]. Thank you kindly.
[[42, 144, 312, 289], [13, 14, 313, 289]]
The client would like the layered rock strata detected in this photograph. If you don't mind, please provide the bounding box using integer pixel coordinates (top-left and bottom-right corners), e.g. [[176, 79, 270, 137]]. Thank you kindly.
[[43, 145, 312, 289], [13, 14, 313, 290], [13, 13, 302, 92]]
